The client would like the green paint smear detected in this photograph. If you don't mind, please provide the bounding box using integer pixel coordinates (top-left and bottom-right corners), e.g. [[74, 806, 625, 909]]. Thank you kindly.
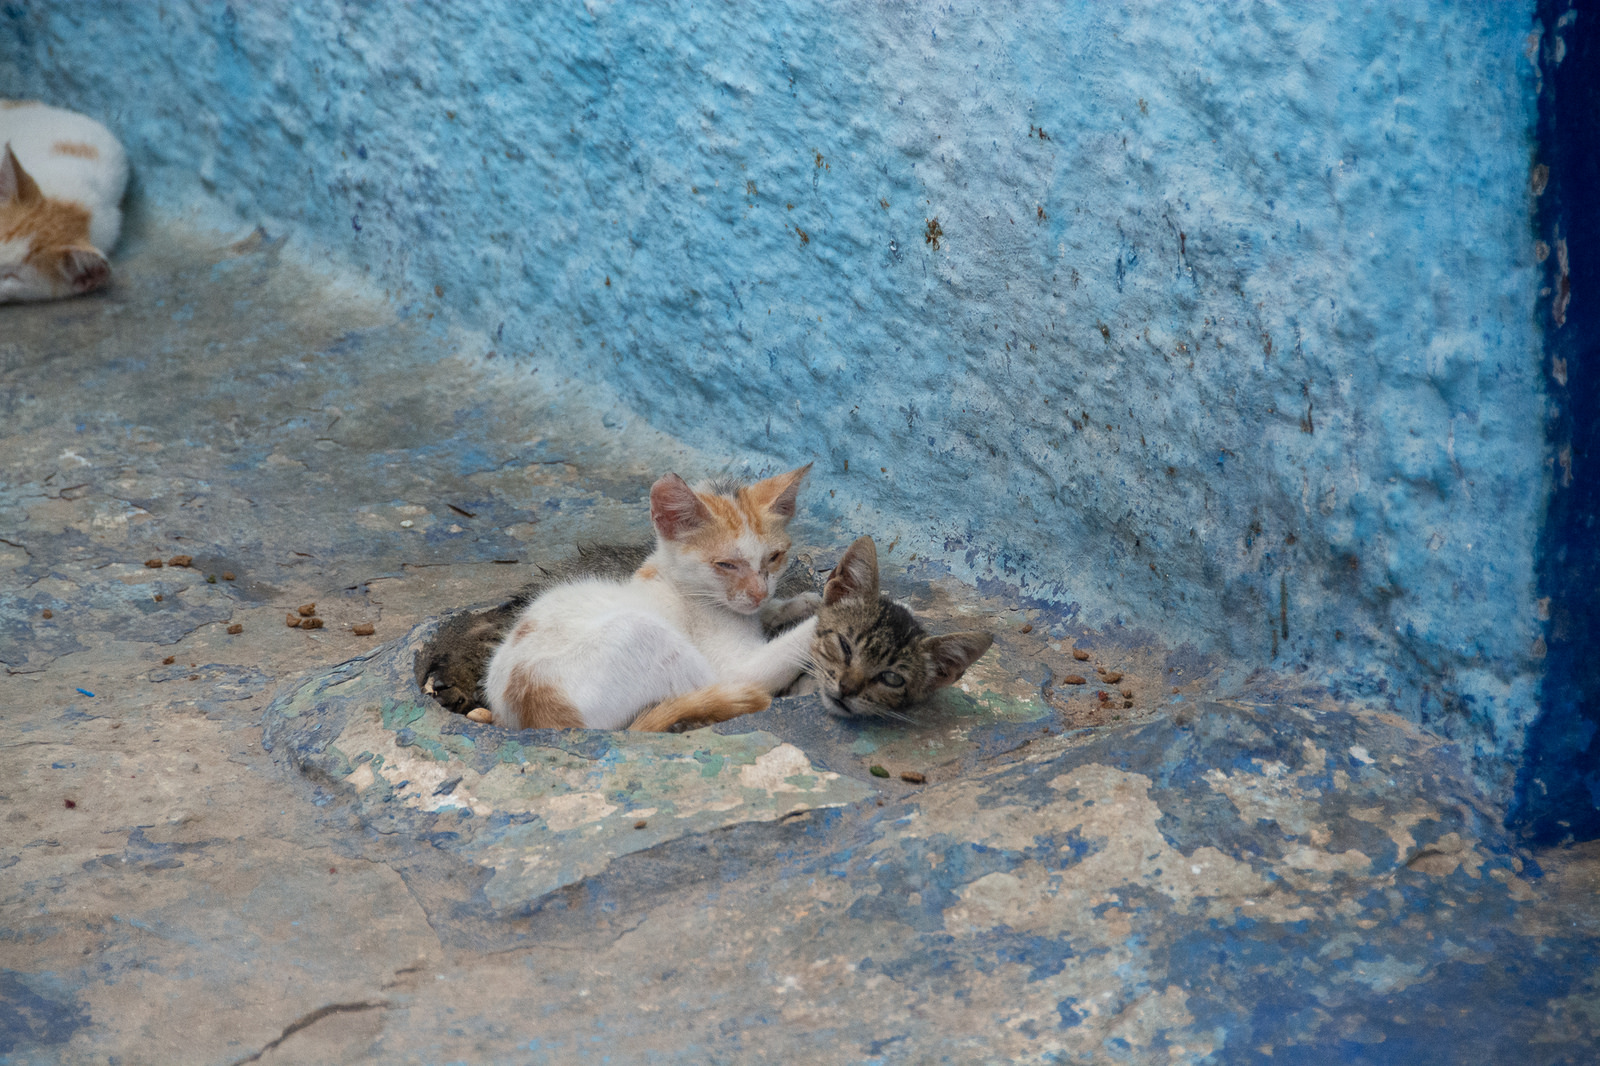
[[381, 699, 427, 730], [694, 750, 726, 778]]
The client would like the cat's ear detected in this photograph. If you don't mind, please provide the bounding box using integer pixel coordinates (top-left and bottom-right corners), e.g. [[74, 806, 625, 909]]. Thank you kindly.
[[745, 462, 811, 521], [649, 473, 712, 540], [1, 144, 43, 205], [924, 631, 994, 688], [824, 535, 879, 605], [60, 247, 109, 294]]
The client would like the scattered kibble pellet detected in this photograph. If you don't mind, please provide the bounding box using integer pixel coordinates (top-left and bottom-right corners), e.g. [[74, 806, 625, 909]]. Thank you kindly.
[[1123, 699, 1134, 709], [153, 594, 163, 602], [286, 614, 301, 628], [162, 656, 175, 665], [634, 820, 648, 830], [1062, 675, 1087, 685], [188, 674, 199, 680], [900, 771, 926, 784], [1072, 647, 1090, 661], [63, 799, 76, 809], [40, 608, 52, 619], [466, 707, 492, 722], [226, 623, 243, 635], [1121, 688, 1134, 698], [302, 617, 325, 629], [144, 558, 163, 568], [352, 622, 376, 636], [869, 764, 890, 778], [222, 572, 235, 581], [205, 574, 217, 583], [1020, 623, 1033, 634], [297, 603, 317, 617], [1172, 686, 1181, 694], [167, 555, 192, 568], [1103, 671, 1124, 683]]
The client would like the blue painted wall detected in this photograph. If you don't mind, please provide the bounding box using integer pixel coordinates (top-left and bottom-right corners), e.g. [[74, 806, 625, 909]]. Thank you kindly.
[[4, 2, 1573, 815], [1517, 0, 1598, 845]]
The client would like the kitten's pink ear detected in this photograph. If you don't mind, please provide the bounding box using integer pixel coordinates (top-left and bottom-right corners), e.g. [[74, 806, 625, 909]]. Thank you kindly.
[[0, 144, 43, 204], [925, 632, 994, 688], [649, 473, 711, 540], [746, 462, 812, 521], [61, 248, 110, 294], [823, 535, 879, 606]]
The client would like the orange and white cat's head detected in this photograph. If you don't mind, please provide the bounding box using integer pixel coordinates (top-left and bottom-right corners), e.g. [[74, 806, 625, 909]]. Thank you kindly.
[[648, 464, 811, 615], [0, 144, 110, 303]]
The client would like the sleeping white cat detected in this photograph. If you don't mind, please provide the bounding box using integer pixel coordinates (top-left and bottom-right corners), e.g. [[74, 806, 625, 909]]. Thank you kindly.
[[0, 100, 128, 302]]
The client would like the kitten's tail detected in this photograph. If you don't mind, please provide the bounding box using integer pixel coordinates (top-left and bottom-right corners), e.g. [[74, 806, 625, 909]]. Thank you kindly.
[[628, 683, 771, 733]]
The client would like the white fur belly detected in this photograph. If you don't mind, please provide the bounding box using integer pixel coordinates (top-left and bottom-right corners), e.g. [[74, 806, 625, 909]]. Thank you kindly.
[[486, 579, 714, 730]]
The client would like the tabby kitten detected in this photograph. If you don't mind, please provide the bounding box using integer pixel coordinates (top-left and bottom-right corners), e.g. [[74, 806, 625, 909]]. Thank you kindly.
[[484, 466, 821, 733], [1, 101, 127, 302], [810, 535, 994, 720]]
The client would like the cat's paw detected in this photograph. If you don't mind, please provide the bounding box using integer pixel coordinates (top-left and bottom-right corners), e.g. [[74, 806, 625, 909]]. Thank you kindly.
[[762, 591, 823, 629]]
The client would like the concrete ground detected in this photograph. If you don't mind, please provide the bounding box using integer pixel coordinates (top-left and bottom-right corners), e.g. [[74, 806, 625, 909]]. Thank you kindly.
[[2, 228, 1597, 1065]]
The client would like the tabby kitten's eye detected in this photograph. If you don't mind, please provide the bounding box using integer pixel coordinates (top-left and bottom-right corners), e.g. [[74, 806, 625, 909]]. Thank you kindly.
[[876, 671, 905, 687], [837, 634, 852, 662]]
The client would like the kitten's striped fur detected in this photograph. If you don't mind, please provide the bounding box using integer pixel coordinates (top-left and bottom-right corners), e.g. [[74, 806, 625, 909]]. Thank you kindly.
[[809, 536, 994, 720]]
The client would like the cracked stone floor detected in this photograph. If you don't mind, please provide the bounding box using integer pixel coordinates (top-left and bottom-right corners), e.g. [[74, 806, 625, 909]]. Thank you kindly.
[[2, 228, 1598, 1065]]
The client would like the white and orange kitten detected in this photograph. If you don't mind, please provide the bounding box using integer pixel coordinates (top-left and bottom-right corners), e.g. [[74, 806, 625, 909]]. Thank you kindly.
[[485, 466, 822, 732], [0, 101, 128, 303]]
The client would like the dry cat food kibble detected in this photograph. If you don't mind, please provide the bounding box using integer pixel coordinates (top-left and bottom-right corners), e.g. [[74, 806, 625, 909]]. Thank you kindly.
[[1062, 674, 1087, 685], [226, 623, 243, 635], [1122, 687, 1134, 698], [162, 656, 175, 664], [40, 608, 51, 619], [301, 617, 325, 630], [634, 820, 648, 830], [297, 603, 317, 617], [153, 594, 162, 602], [900, 771, 926, 784], [466, 708, 492, 722], [222, 572, 235, 581], [1072, 647, 1090, 661], [144, 558, 163, 568], [167, 555, 192, 568], [1020, 623, 1033, 634], [1102, 671, 1124, 684], [870, 764, 890, 778], [285, 614, 301, 628], [351, 623, 375, 636]]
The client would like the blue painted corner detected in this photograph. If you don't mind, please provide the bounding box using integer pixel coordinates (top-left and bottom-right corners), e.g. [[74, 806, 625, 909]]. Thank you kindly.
[[1517, 0, 1600, 844]]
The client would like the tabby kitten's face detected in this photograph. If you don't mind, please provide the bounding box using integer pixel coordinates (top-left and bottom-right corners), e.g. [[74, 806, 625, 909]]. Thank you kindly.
[[810, 536, 994, 720]]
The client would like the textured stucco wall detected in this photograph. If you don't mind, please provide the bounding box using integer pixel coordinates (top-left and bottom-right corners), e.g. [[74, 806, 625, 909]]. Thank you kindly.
[[2, 3, 1559, 800]]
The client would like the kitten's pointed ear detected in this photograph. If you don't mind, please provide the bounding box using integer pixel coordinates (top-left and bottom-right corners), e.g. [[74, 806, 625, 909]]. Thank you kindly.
[[0, 144, 41, 205], [823, 535, 879, 606], [746, 462, 812, 521], [649, 473, 711, 541], [60, 247, 110, 294], [925, 631, 994, 688]]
